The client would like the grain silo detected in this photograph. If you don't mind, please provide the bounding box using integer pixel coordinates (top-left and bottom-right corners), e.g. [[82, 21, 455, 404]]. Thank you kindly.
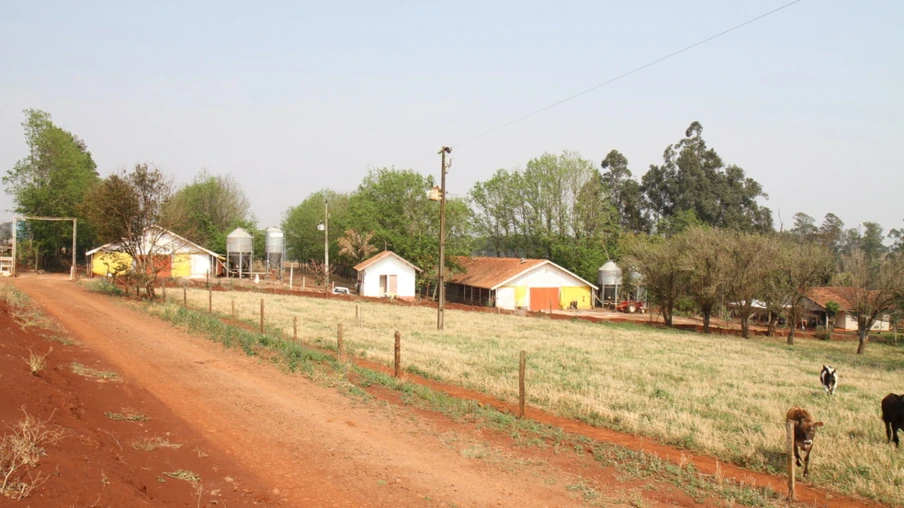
[[596, 261, 622, 306], [264, 226, 284, 273], [226, 227, 253, 278]]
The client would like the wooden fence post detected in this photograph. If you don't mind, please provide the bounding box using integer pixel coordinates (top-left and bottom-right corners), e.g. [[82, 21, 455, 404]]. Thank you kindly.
[[355, 303, 360, 325], [337, 323, 345, 361], [161, 279, 167, 302], [394, 331, 401, 378], [786, 420, 796, 501], [260, 298, 265, 333], [519, 350, 527, 418], [231, 300, 236, 320], [302, 276, 306, 289], [293, 316, 298, 342], [208, 288, 212, 314], [289, 266, 294, 289], [183, 287, 187, 308]]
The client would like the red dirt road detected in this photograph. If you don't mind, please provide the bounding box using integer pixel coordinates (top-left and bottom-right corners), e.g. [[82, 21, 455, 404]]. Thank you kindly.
[[9, 274, 882, 507]]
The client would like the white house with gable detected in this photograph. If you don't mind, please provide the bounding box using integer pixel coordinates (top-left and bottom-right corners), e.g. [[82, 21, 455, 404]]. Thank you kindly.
[[354, 251, 421, 300]]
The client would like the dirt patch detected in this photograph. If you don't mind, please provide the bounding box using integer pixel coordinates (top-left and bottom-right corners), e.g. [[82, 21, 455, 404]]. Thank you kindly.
[[0, 298, 265, 506]]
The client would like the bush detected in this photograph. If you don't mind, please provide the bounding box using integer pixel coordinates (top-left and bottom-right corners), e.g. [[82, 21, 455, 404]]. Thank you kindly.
[[814, 328, 832, 341]]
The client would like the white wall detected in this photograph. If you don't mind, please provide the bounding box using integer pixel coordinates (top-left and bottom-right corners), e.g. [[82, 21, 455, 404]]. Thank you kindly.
[[190, 254, 212, 279], [495, 287, 515, 309], [359, 256, 417, 299], [838, 311, 891, 331], [505, 263, 588, 288]]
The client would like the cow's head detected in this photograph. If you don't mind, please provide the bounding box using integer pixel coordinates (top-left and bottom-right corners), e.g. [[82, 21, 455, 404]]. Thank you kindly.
[[796, 417, 824, 450]]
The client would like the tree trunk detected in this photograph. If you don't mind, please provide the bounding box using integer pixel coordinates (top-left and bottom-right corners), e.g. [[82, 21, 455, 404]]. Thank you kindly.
[[857, 327, 868, 355], [787, 324, 795, 345], [740, 309, 751, 339], [786, 310, 797, 345], [662, 301, 673, 327], [701, 302, 713, 334], [767, 311, 778, 337]]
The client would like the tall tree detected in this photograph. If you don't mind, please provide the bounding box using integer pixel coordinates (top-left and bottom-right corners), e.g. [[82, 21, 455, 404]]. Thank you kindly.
[[162, 170, 252, 253], [818, 213, 845, 256], [337, 229, 378, 264], [790, 213, 818, 242], [82, 164, 179, 298], [600, 150, 647, 233], [641, 122, 773, 233], [3, 109, 100, 267]]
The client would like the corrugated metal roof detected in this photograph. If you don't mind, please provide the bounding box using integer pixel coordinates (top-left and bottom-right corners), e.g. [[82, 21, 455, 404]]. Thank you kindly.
[[354, 250, 422, 272], [448, 256, 597, 290]]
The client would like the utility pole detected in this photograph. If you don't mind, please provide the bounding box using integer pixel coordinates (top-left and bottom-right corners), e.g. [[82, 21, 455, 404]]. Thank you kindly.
[[437, 146, 451, 330], [324, 200, 329, 291]]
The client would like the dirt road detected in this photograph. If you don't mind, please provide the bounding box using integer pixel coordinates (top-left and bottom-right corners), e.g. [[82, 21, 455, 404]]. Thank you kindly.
[[11, 274, 621, 507]]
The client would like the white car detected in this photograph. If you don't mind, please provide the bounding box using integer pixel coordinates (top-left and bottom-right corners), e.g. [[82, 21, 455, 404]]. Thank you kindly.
[[332, 286, 351, 295]]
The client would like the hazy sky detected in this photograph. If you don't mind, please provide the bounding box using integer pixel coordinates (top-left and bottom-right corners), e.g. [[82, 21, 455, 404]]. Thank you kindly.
[[1, 1, 901, 235]]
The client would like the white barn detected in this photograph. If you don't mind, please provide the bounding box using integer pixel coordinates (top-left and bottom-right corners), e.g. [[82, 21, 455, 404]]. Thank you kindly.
[[447, 257, 598, 311], [354, 251, 421, 300], [86, 226, 224, 280]]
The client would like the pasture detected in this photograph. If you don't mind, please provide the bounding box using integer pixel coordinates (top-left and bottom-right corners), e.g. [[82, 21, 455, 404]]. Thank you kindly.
[[165, 287, 904, 504]]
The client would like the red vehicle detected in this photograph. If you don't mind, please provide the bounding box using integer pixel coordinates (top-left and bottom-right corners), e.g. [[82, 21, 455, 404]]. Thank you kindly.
[[615, 300, 645, 313]]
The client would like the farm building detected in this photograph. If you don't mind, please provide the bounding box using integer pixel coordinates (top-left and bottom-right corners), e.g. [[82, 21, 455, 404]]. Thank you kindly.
[[446, 257, 597, 311], [86, 226, 225, 279], [804, 286, 891, 331], [354, 250, 420, 300]]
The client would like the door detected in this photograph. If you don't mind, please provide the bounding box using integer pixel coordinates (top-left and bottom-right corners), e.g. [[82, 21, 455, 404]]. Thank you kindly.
[[529, 287, 559, 312]]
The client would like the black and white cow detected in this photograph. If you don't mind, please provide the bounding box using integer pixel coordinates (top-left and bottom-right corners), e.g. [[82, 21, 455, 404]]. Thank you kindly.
[[820, 365, 837, 395], [881, 393, 904, 448]]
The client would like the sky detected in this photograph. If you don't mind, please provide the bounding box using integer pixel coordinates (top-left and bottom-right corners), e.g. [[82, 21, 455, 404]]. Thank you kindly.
[[1, 1, 902, 236]]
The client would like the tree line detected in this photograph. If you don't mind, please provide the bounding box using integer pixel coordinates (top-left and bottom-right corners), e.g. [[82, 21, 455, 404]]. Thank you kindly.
[[5, 109, 904, 353]]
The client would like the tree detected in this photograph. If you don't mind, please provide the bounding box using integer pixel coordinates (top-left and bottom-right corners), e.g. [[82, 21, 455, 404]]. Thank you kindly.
[[600, 150, 647, 233], [162, 171, 252, 253], [641, 122, 773, 233], [818, 213, 846, 256], [337, 229, 378, 264], [790, 213, 817, 242], [724, 232, 778, 338], [3, 109, 100, 268], [82, 164, 179, 299], [282, 190, 350, 266], [623, 234, 690, 327], [678, 227, 730, 333], [836, 250, 904, 354], [346, 168, 471, 287]]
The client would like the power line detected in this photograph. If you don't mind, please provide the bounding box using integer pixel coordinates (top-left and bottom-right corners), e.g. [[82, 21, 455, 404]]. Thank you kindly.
[[447, 0, 802, 150]]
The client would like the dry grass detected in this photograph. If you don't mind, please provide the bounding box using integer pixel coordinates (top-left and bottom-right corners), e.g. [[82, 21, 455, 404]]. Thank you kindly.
[[163, 469, 200, 482], [164, 288, 904, 504], [0, 408, 66, 500], [23, 348, 52, 375], [70, 362, 119, 381], [131, 436, 183, 451], [104, 408, 149, 422]]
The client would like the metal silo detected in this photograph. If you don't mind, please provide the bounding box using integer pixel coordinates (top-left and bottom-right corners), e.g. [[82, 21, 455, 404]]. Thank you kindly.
[[226, 228, 253, 278], [264, 226, 284, 273], [597, 261, 622, 306]]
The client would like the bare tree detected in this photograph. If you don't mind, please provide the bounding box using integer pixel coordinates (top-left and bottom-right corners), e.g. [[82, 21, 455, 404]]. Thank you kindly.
[[623, 235, 690, 327], [83, 164, 182, 299], [724, 233, 779, 338], [837, 251, 904, 354], [678, 227, 730, 333]]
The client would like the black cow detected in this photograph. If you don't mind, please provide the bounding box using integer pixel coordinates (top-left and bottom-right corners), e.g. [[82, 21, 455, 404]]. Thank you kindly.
[[820, 365, 837, 395], [787, 407, 823, 477], [881, 393, 904, 447]]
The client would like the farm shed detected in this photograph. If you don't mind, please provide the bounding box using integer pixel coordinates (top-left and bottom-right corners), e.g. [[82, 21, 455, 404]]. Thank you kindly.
[[447, 257, 597, 311], [354, 250, 421, 299], [86, 226, 225, 279], [804, 287, 891, 331]]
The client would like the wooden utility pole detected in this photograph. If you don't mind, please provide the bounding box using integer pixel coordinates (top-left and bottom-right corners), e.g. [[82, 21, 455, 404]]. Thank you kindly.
[[437, 146, 451, 330]]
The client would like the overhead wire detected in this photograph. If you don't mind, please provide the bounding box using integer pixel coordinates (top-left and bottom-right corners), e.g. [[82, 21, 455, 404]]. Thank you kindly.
[[406, 0, 802, 168]]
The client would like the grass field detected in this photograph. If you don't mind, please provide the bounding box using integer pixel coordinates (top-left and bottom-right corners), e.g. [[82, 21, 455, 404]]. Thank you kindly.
[[164, 287, 903, 504]]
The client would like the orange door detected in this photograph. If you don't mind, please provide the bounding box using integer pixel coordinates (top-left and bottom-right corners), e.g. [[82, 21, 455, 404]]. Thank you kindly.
[[529, 287, 559, 311]]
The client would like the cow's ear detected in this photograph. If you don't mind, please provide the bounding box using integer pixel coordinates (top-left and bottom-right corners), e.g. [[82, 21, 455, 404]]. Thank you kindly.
[[815, 422, 824, 427]]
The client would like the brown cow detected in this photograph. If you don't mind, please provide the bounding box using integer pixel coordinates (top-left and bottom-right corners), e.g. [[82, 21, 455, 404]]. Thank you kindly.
[[787, 407, 824, 478]]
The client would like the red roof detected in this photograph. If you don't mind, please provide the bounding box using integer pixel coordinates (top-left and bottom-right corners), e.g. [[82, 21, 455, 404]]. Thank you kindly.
[[353, 250, 421, 273], [447, 256, 596, 290], [807, 287, 860, 311]]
